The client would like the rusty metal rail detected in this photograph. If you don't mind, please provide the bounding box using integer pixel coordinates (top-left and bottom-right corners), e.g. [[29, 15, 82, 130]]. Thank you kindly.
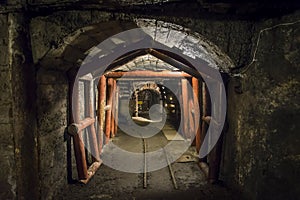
[[142, 138, 178, 190], [163, 148, 178, 190], [143, 138, 147, 188]]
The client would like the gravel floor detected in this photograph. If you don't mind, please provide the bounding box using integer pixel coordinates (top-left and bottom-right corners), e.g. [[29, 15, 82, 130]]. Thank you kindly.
[[56, 123, 241, 200]]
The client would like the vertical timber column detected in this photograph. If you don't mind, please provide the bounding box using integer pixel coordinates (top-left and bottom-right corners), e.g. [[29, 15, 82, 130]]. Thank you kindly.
[[208, 82, 224, 183], [8, 13, 38, 199], [105, 78, 114, 143], [188, 99, 195, 139], [73, 81, 88, 180], [192, 77, 201, 153], [98, 76, 106, 153], [177, 80, 183, 133], [110, 79, 116, 138], [87, 81, 100, 162], [135, 91, 139, 117], [181, 79, 190, 138], [200, 82, 208, 162], [114, 83, 119, 135]]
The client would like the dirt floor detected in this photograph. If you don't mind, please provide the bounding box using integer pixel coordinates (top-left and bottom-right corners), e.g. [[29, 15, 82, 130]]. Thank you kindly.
[[56, 122, 240, 200]]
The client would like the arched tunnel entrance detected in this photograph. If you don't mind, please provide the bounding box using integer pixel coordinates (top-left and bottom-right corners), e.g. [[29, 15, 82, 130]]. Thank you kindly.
[[38, 19, 234, 199]]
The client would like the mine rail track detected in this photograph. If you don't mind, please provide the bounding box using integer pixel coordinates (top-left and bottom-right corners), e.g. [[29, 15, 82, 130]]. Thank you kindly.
[[142, 138, 178, 190]]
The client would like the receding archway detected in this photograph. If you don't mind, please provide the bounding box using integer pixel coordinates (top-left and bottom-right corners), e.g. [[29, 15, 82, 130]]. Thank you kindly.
[[36, 18, 234, 191]]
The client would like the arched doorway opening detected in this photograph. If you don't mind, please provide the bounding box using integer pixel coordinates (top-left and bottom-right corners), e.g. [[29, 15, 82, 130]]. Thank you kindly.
[[36, 18, 233, 189]]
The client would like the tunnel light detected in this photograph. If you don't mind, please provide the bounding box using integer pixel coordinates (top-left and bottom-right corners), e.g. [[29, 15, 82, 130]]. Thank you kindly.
[[169, 97, 173, 100], [165, 104, 168, 107], [162, 86, 165, 89]]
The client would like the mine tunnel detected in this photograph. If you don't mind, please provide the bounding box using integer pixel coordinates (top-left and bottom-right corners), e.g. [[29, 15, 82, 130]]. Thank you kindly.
[[64, 46, 228, 199], [0, 1, 299, 200]]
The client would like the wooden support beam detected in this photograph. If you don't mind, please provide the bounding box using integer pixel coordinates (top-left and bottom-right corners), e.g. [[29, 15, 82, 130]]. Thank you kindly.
[[147, 49, 203, 79], [97, 75, 106, 154], [114, 85, 119, 135], [67, 76, 75, 183], [200, 82, 208, 163], [208, 134, 223, 184], [105, 71, 192, 78], [181, 79, 190, 139], [105, 78, 114, 144], [110, 79, 116, 138], [192, 77, 201, 153], [188, 99, 195, 138], [135, 91, 139, 117], [79, 161, 102, 184], [208, 83, 225, 183], [68, 117, 95, 135], [87, 80, 100, 162], [73, 81, 88, 180]]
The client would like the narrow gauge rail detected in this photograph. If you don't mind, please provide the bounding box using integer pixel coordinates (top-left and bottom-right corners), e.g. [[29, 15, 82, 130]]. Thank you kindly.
[[142, 138, 178, 189]]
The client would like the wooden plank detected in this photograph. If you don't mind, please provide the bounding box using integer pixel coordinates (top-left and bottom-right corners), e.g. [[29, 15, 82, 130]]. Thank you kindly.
[[105, 70, 192, 78], [181, 79, 190, 139], [87, 80, 100, 162], [73, 81, 88, 180], [110, 79, 116, 138], [192, 77, 201, 153], [97, 75, 106, 154], [68, 117, 95, 135], [105, 78, 114, 144]]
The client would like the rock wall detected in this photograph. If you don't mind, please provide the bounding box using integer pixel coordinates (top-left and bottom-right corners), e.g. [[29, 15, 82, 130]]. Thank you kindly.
[[0, 1, 299, 200], [0, 12, 39, 200], [0, 13, 16, 200], [222, 12, 300, 200]]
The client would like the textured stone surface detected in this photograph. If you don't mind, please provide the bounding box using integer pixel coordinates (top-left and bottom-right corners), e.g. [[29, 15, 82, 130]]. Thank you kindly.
[[0, 13, 15, 200], [7, 13, 38, 200], [0, 71, 12, 104], [222, 15, 300, 200], [37, 83, 68, 135], [0, 147, 16, 200], [39, 128, 67, 199], [0, 1, 299, 200]]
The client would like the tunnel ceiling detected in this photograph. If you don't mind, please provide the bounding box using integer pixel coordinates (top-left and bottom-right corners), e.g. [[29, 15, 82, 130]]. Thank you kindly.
[[40, 17, 235, 80], [2, 0, 298, 20], [111, 54, 179, 72]]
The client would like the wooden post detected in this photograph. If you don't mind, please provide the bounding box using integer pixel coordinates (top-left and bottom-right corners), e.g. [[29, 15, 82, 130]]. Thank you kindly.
[[98, 76, 106, 153], [105, 78, 114, 144], [67, 74, 75, 183], [181, 79, 190, 139], [177, 80, 183, 134], [200, 82, 208, 163], [73, 81, 88, 180], [192, 77, 201, 153], [189, 99, 195, 138], [114, 83, 119, 135], [87, 80, 100, 162], [68, 118, 96, 135], [111, 79, 116, 137], [208, 82, 225, 183], [135, 91, 139, 117]]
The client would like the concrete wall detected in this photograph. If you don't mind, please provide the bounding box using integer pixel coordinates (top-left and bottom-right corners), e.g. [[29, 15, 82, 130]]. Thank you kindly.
[[222, 12, 300, 200]]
